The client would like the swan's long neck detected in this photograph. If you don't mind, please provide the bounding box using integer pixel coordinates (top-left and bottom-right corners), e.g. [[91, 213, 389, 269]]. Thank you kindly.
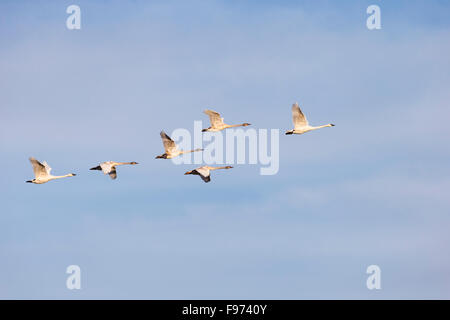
[[311, 124, 334, 130], [226, 123, 248, 128], [180, 149, 203, 154], [210, 166, 232, 171], [50, 174, 74, 180]]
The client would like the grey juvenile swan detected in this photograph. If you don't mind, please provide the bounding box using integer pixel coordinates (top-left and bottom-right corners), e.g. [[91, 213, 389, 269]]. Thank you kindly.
[[90, 161, 138, 180], [184, 166, 233, 183]]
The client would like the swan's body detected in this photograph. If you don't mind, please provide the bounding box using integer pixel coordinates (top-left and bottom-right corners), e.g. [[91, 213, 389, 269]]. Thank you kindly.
[[202, 109, 251, 132], [156, 131, 203, 159], [285, 102, 334, 135], [26, 157, 76, 184], [90, 161, 138, 180], [184, 166, 233, 183]]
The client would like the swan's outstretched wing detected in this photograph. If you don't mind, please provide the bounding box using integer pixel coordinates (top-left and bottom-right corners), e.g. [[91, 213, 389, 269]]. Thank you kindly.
[[29, 157, 48, 178], [195, 166, 211, 183], [42, 161, 52, 175], [204, 109, 224, 128], [109, 167, 117, 180], [160, 131, 178, 154], [100, 162, 113, 174], [292, 102, 308, 129]]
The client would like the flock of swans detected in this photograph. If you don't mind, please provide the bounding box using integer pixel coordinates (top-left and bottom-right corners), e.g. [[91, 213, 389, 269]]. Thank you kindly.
[[26, 103, 335, 184]]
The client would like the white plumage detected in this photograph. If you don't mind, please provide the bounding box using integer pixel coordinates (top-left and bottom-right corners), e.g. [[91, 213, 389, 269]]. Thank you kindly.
[[27, 157, 76, 184], [286, 102, 335, 135]]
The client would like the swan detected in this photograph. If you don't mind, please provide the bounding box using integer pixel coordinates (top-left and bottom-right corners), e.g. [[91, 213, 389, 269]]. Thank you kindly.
[[285, 102, 335, 135], [26, 157, 76, 184], [90, 161, 138, 180], [156, 131, 203, 159], [184, 166, 233, 183], [202, 109, 251, 132]]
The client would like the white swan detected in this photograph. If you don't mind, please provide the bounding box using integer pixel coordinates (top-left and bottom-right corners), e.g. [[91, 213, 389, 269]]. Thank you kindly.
[[156, 131, 203, 159], [202, 109, 251, 132], [90, 161, 138, 180], [26, 157, 76, 184], [184, 166, 233, 183], [286, 102, 334, 135]]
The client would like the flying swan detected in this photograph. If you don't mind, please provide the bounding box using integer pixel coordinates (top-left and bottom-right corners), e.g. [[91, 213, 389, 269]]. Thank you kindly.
[[202, 109, 251, 132], [286, 102, 335, 135], [156, 131, 203, 159], [26, 157, 76, 184], [90, 161, 138, 180], [184, 166, 233, 183]]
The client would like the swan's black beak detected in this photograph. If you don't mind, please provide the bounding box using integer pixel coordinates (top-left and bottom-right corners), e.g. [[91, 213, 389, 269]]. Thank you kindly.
[[90, 166, 101, 170], [201, 129, 207, 132], [26, 180, 32, 183], [330, 124, 335, 126], [72, 173, 77, 176]]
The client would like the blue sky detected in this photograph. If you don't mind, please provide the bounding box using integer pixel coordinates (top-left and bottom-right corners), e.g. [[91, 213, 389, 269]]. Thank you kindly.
[[1, 0, 450, 299]]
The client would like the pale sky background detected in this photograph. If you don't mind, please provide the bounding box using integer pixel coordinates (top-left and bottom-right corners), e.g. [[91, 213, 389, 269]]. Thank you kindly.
[[1, 0, 450, 299]]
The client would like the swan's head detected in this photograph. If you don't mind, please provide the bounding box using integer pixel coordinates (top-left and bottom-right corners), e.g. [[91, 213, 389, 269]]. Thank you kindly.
[[130, 162, 138, 165], [155, 154, 166, 159], [285, 130, 294, 135], [26, 179, 34, 183], [201, 128, 208, 132], [330, 123, 335, 126], [242, 123, 251, 127], [224, 166, 233, 169], [184, 170, 193, 175], [70, 173, 77, 176]]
